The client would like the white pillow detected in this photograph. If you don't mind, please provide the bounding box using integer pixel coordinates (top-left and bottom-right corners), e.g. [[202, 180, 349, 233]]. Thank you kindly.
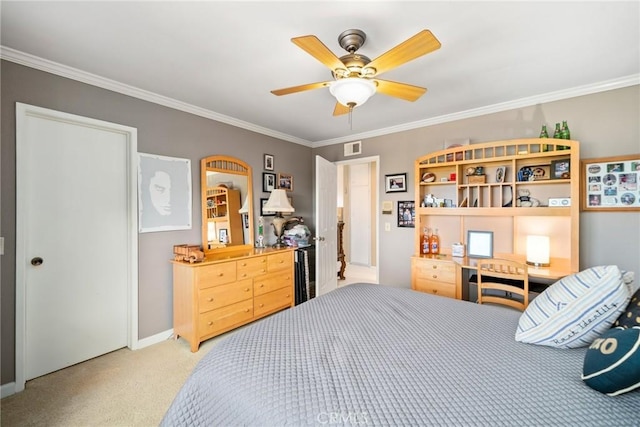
[[515, 266, 635, 348]]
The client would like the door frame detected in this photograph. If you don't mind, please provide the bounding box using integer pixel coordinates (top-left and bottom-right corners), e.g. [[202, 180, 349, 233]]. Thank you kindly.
[[336, 155, 380, 282], [14, 103, 139, 392]]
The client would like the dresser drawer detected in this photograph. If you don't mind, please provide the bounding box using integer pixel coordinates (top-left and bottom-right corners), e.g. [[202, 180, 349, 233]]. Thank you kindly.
[[198, 279, 252, 313], [254, 286, 293, 317], [196, 262, 237, 290], [253, 271, 293, 296], [267, 252, 293, 272], [414, 258, 456, 284], [237, 256, 268, 280], [414, 279, 456, 299], [199, 299, 253, 337]]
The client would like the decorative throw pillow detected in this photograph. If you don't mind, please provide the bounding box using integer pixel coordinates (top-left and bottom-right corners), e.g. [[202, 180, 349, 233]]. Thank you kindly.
[[613, 287, 640, 329], [515, 266, 634, 348], [582, 326, 640, 396]]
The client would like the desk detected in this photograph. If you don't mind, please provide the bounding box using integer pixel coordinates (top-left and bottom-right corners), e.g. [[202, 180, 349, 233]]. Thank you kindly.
[[411, 254, 574, 302]]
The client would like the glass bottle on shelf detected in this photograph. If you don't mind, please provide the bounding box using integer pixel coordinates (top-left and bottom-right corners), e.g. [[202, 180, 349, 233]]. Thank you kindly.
[[540, 125, 550, 152], [422, 227, 430, 255], [429, 228, 440, 255], [558, 120, 570, 149], [553, 122, 561, 139]]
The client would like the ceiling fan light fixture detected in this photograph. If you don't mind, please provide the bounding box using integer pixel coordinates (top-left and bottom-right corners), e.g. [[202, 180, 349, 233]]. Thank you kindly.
[[329, 78, 376, 107]]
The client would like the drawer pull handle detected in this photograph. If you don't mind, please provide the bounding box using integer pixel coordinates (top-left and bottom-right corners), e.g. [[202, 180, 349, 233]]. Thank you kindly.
[[207, 297, 213, 302], [217, 273, 224, 277], [279, 260, 284, 264], [244, 288, 250, 292], [432, 275, 438, 279], [245, 309, 250, 312], [433, 290, 438, 294], [260, 284, 264, 288], [207, 321, 213, 326], [241, 262, 247, 266], [241, 273, 247, 277], [259, 304, 264, 308], [432, 265, 437, 269]]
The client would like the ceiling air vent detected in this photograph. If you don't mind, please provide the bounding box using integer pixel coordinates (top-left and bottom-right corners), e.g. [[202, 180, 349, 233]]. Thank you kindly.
[[344, 141, 362, 157]]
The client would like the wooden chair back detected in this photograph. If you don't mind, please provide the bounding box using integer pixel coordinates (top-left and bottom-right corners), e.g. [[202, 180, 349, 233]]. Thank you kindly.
[[477, 259, 529, 311]]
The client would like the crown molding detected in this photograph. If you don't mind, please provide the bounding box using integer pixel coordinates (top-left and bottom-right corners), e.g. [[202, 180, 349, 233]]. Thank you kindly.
[[0, 46, 313, 147], [312, 74, 640, 147], [3, 46, 637, 149]]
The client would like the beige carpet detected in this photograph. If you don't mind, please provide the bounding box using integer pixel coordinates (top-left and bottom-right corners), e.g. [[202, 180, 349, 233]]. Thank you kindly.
[[0, 334, 230, 426]]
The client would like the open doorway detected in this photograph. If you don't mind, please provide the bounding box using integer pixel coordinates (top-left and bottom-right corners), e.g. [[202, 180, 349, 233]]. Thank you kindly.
[[336, 156, 379, 285]]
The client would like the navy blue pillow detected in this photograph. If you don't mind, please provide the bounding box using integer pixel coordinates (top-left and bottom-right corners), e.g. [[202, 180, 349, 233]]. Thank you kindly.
[[613, 287, 640, 328], [582, 326, 640, 396]]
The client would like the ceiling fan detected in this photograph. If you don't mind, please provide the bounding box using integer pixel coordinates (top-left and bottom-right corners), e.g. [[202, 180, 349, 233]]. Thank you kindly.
[[271, 29, 441, 116]]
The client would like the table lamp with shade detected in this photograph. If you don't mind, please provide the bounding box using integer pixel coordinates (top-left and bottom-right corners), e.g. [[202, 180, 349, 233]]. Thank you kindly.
[[262, 189, 294, 248]]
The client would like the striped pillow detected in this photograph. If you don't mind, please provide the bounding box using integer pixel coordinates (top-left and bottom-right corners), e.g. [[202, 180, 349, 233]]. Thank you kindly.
[[515, 266, 635, 348]]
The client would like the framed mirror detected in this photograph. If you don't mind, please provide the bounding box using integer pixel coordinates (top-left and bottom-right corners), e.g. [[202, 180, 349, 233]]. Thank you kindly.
[[201, 155, 254, 253]]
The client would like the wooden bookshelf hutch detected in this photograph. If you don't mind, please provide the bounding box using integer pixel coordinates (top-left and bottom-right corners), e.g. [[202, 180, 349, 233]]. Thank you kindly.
[[411, 138, 580, 300]]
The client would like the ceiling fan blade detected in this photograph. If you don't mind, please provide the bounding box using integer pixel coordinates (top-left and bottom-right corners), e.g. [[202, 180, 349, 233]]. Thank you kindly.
[[333, 102, 350, 116], [271, 81, 331, 96], [292, 35, 346, 72], [365, 30, 441, 76], [374, 79, 427, 102]]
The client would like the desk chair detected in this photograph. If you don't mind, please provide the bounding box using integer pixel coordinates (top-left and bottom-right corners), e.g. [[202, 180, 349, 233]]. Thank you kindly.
[[477, 259, 529, 310]]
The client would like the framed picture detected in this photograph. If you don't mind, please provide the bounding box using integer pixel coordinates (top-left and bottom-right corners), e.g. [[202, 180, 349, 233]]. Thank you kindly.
[[467, 230, 494, 258], [278, 172, 293, 191], [397, 201, 415, 227], [385, 173, 407, 193], [262, 172, 276, 192], [260, 198, 275, 216], [219, 228, 228, 244], [138, 153, 192, 233], [581, 154, 640, 211], [264, 154, 274, 171], [551, 159, 571, 180], [495, 166, 506, 183]]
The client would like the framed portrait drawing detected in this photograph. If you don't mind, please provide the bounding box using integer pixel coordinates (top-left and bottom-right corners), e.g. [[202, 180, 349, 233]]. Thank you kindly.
[[495, 166, 506, 183], [264, 154, 274, 171], [385, 173, 407, 193], [278, 173, 293, 192], [467, 230, 494, 258], [581, 154, 640, 211], [397, 201, 415, 227], [262, 172, 276, 192], [138, 153, 192, 233]]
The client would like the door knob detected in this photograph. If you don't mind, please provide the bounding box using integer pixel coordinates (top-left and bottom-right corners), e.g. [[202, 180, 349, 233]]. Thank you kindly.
[[31, 257, 43, 266]]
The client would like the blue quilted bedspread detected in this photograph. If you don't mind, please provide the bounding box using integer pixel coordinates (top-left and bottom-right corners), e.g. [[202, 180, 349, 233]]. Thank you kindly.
[[161, 283, 639, 426]]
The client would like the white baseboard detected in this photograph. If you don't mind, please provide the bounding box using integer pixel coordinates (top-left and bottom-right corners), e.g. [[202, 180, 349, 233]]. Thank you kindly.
[[1, 382, 16, 398], [133, 329, 174, 350]]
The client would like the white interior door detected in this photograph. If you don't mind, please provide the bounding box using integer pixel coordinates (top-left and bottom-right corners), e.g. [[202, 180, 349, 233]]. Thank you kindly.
[[16, 103, 138, 387], [348, 163, 371, 266], [315, 156, 337, 297]]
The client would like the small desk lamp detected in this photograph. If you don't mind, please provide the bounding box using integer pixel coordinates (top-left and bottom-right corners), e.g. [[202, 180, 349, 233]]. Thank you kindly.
[[526, 235, 550, 267], [262, 189, 294, 248]]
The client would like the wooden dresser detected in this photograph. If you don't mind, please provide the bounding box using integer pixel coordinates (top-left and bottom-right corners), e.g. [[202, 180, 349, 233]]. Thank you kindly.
[[411, 256, 459, 299], [172, 247, 294, 351]]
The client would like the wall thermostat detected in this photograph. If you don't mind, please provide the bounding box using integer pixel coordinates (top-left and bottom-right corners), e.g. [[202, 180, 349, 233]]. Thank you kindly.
[[549, 197, 571, 206]]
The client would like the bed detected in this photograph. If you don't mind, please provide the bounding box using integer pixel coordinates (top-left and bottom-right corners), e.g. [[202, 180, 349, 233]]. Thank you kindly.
[[161, 283, 639, 426]]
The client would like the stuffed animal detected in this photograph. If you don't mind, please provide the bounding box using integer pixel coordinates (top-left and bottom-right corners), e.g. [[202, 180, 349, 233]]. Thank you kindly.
[[516, 189, 540, 207]]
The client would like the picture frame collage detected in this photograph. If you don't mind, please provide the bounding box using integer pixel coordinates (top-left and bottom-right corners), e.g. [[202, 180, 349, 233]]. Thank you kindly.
[[581, 154, 640, 211], [261, 153, 293, 216]]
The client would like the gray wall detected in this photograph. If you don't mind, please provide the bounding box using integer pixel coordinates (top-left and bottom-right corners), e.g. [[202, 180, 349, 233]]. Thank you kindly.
[[2, 59, 639, 386], [0, 60, 314, 384], [313, 86, 640, 287]]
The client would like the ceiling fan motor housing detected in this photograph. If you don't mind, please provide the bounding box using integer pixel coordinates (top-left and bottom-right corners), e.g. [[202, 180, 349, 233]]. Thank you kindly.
[[338, 29, 366, 53]]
